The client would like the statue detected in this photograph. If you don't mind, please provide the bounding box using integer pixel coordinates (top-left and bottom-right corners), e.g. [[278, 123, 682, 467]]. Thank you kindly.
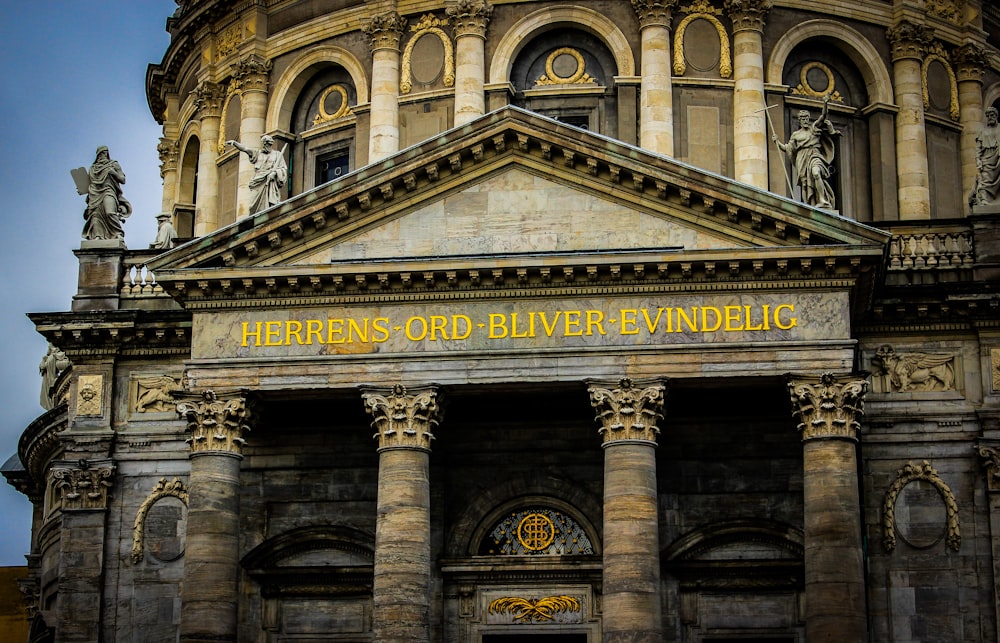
[[773, 96, 840, 210], [226, 135, 288, 214], [72, 146, 132, 240], [151, 212, 177, 250], [39, 343, 70, 410], [970, 106, 1000, 207]]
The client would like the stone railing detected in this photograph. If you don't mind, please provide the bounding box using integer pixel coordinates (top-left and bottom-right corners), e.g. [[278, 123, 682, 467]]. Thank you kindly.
[[884, 224, 974, 271], [121, 249, 170, 299]]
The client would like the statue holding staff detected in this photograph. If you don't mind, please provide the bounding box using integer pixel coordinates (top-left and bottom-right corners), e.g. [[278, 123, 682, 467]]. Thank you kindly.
[[772, 96, 840, 210], [970, 106, 1000, 207], [226, 135, 288, 214]]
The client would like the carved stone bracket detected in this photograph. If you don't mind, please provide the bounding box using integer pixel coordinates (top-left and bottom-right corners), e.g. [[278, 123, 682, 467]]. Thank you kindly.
[[132, 478, 189, 563], [723, 0, 772, 33], [976, 444, 1000, 492], [882, 460, 961, 552], [362, 11, 407, 52], [887, 20, 935, 62], [787, 373, 867, 441], [362, 384, 442, 452], [50, 459, 115, 511], [190, 81, 226, 119], [176, 390, 252, 456], [447, 0, 493, 38], [631, 0, 679, 29], [589, 377, 666, 445]]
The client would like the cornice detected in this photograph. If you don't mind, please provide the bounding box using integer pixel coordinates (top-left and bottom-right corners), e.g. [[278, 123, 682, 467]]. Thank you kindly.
[[28, 310, 193, 359]]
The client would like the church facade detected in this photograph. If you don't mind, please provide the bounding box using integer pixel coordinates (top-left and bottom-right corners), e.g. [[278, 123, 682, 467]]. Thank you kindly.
[[5, 0, 1000, 641]]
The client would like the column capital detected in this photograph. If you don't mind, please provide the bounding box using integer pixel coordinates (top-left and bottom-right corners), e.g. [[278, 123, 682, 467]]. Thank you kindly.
[[787, 373, 867, 442], [363, 384, 442, 452], [363, 11, 407, 52], [191, 80, 226, 118], [177, 390, 252, 456], [158, 137, 179, 178], [976, 442, 1000, 492], [589, 377, 666, 446], [50, 458, 115, 511], [630, 0, 678, 29], [952, 42, 989, 83], [447, 0, 493, 38], [886, 20, 934, 62], [231, 53, 272, 93], [724, 0, 772, 33]]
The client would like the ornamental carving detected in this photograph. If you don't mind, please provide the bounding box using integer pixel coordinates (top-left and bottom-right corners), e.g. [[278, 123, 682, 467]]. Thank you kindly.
[[791, 62, 843, 103], [992, 348, 1000, 392], [488, 595, 582, 623], [631, 0, 679, 28], [976, 444, 1000, 492], [232, 54, 272, 93], [76, 374, 103, 416], [952, 43, 988, 83], [362, 384, 442, 451], [589, 377, 666, 445], [216, 22, 243, 59], [176, 390, 252, 455], [481, 507, 595, 555], [362, 11, 406, 52], [882, 460, 960, 552], [870, 345, 956, 393], [190, 81, 226, 118], [157, 138, 179, 178], [17, 577, 39, 619], [674, 1, 731, 78], [135, 375, 183, 413], [887, 20, 934, 62], [787, 372, 867, 441], [927, 0, 964, 25], [312, 84, 354, 125], [447, 0, 493, 38], [132, 478, 189, 563], [51, 459, 115, 511], [401, 14, 455, 94], [723, 0, 772, 33], [922, 43, 960, 121], [534, 48, 596, 86]]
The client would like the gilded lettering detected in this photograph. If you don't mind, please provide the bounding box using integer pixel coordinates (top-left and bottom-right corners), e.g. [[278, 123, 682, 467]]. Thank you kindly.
[[285, 320, 304, 345], [327, 319, 346, 344], [372, 318, 391, 342], [510, 313, 535, 338], [264, 321, 283, 346], [305, 319, 325, 345], [406, 317, 429, 341], [743, 305, 763, 331], [641, 307, 664, 333], [586, 310, 607, 336], [564, 311, 583, 336], [347, 318, 370, 343], [242, 321, 263, 347], [537, 311, 562, 337], [774, 304, 797, 330], [620, 309, 639, 335], [675, 308, 698, 333], [451, 315, 472, 340], [488, 313, 508, 339], [701, 307, 723, 332]]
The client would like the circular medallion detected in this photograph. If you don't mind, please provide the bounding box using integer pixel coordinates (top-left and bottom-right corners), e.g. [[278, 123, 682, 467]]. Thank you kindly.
[[517, 513, 556, 551]]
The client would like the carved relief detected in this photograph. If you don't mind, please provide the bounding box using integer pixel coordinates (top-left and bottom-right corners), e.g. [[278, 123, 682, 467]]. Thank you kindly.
[[631, 0, 678, 28], [176, 390, 252, 455], [922, 43, 960, 121], [190, 81, 226, 119], [50, 459, 115, 511], [312, 84, 354, 126], [674, 0, 731, 78], [723, 0, 772, 33], [401, 14, 454, 94], [887, 20, 934, 62], [157, 137, 179, 178], [76, 374, 103, 416], [975, 444, 1000, 492], [132, 478, 189, 563], [926, 0, 964, 25], [991, 348, 1000, 393], [216, 22, 243, 59], [362, 384, 442, 451], [534, 48, 597, 86], [787, 372, 867, 441], [488, 595, 582, 623], [589, 377, 666, 444], [870, 345, 956, 393], [882, 460, 960, 552], [135, 375, 183, 413], [791, 61, 843, 103]]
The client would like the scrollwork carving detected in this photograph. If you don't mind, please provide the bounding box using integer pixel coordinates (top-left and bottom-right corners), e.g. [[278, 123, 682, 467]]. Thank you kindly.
[[362, 384, 442, 451], [589, 377, 666, 445], [787, 372, 867, 441], [882, 460, 960, 552], [176, 390, 252, 455], [976, 444, 1000, 492], [132, 478, 189, 563]]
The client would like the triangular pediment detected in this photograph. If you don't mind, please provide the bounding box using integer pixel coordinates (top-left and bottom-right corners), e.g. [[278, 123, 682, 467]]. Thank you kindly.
[[149, 106, 888, 277]]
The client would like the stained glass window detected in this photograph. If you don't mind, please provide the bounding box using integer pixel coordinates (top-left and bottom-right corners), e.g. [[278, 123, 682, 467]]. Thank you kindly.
[[479, 507, 594, 556]]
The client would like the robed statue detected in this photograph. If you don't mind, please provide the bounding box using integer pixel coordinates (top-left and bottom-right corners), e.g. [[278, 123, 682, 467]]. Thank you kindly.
[[39, 343, 70, 410], [227, 135, 288, 214], [72, 146, 132, 240], [970, 106, 1000, 207], [773, 96, 840, 210]]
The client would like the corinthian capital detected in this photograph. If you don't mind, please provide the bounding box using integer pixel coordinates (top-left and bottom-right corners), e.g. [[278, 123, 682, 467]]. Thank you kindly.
[[447, 0, 493, 38], [191, 81, 226, 118], [976, 443, 1000, 492], [363, 11, 407, 52], [589, 377, 666, 445], [952, 42, 989, 83], [631, 0, 678, 29], [886, 20, 934, 62], [176, 390, 252, 455], [50, 459, 115, 511], [724, 0, 772, 33], [158, 138, 179, 178], [787, 373, 867, 441], [363, 384, 442, 452], [231, 53, 272, 92]]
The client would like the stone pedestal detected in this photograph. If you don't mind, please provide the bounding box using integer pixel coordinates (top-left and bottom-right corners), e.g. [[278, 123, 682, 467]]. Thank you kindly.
[[590, 378, 665, 642], [73, 241, 126, 312]]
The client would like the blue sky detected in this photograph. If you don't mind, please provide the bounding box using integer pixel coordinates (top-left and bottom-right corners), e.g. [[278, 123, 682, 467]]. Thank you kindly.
[[0, 1, 176, 565]]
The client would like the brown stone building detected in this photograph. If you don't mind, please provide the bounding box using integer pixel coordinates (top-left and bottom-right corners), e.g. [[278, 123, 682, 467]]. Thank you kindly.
[[4, 0, 1000, 641]]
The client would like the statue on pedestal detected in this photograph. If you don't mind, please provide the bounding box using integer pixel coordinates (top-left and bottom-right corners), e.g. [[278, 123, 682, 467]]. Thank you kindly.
[[72, 146, 131, 240], [971, 106, 1000, 208], [773, 96, 840, 210], [226, 135, 288, 214]]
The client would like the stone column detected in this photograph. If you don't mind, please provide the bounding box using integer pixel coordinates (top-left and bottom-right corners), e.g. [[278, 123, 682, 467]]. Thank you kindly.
[[953, 43, 989, 204], [589, 378, 666, 643], [233, 55, 272, 218], [364, 12, 406, 163], [632, 0, 677, 156], [887, 20, 933, 220], [362, 384, 443, 643], [448, 0, 492, 127], [191, 81, 226, 236], [725, 0, 772, 189], [176, 391, 251, 643], [158, 137, 179, 215], [50, 458, 115, 642], [787, 373, 869, 642], [975, 441, 1000, 641]]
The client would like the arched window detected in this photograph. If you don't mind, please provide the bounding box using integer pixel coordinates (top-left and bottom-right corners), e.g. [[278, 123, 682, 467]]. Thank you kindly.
[[478, 506, 595, 556]]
